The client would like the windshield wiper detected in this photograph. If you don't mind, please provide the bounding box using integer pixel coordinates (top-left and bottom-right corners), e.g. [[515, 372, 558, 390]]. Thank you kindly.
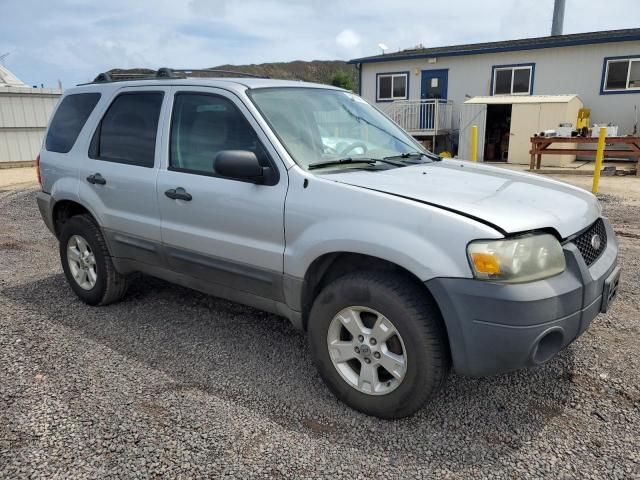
[[308, 157, 403, 170], [308, 158, 376, 170], [383, 152, 442, 162]]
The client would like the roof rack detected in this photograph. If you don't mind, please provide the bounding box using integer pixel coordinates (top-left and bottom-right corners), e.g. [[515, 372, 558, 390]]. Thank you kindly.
[[90, 67, 269, 84]]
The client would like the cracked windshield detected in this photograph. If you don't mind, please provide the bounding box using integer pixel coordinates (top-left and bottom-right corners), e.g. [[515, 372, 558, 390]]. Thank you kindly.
[[249, 87, 431, 170]]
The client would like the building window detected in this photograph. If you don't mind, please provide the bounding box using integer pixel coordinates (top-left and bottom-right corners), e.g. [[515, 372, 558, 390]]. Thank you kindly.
[[491, 64, 534, 95], [377, 73, 408, 101], [602, 57, 640, 93]]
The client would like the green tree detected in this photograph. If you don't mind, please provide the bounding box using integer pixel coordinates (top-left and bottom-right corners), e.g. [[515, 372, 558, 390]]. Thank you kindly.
[[331, 70, 355, 91]]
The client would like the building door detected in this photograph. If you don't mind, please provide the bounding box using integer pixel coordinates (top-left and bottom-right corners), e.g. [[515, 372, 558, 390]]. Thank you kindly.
[[510, 103, 541, 164], [421, 70, 448, 100], [420, 69, 448, 130]]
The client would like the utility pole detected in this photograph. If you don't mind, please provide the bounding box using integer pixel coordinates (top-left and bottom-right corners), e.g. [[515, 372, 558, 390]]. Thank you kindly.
[[551, 0, 565, 36]]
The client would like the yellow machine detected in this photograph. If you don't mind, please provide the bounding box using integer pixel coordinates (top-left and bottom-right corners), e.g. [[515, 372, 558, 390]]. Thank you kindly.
[[577, 108, 590, 133]]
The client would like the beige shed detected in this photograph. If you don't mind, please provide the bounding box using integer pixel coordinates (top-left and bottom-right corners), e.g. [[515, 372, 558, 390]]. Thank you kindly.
[[459, 94, 584, 166]]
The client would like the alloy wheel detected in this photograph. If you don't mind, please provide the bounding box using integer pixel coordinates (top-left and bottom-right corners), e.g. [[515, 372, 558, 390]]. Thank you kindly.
[[326, 306, 407, 395], [66, 235, 97, 290]]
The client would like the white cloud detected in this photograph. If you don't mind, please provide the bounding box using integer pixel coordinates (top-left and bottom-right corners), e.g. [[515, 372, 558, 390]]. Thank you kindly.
[[336, 29, 361, 49]]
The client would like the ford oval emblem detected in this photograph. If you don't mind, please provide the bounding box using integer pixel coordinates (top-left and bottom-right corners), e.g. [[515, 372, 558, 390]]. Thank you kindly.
[[591, 234, 602, 251]]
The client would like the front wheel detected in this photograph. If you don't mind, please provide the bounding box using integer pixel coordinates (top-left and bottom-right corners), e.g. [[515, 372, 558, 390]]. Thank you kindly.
[[308, 271, 449, 419]]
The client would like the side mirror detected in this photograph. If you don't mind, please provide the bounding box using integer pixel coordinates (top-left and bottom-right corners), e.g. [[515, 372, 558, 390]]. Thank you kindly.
[[214, 150, 264, 183]]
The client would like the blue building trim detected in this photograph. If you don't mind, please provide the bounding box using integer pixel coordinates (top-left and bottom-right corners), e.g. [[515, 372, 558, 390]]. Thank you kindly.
[[348, 32, 640, 65], [375, 71, 410, 102], [600, 54, 640, 95], [490, 63, 535, 95]]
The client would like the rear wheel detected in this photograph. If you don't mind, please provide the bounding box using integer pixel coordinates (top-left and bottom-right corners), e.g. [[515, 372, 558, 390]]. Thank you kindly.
[[308, 271, 449, 419], [59, 215, 128, 306]]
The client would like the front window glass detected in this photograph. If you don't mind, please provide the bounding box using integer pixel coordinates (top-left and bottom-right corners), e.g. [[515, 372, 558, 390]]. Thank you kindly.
[[249, 87, 427, 170], [170, 93, 269, 175]]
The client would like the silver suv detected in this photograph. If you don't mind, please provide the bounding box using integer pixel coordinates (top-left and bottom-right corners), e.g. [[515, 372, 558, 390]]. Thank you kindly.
[[37, 69, 620, 418]]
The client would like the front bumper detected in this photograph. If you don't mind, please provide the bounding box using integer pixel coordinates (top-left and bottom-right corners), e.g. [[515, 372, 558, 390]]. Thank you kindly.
[[427, 217, 619, 376]]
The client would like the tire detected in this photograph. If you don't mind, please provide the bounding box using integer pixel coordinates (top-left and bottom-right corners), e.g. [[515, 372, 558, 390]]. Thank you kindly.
[[308, 271, 449, 419], [59, 214, 128, 306]]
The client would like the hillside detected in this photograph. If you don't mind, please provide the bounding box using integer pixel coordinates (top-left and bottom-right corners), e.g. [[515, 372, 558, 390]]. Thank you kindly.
[[211, 60, 357, 86], [107, 60, 358, 88]]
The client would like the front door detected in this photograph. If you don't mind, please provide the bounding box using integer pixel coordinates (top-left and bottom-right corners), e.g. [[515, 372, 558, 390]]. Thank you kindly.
[[421, 69, 448, 100], [156, 87, 288, 301], [420, 70, 448, 130]]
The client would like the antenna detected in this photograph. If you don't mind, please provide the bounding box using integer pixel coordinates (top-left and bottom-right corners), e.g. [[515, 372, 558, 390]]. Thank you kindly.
[[378, 43, 389, 54]]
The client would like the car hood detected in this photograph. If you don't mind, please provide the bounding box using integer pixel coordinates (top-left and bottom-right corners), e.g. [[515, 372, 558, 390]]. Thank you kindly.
[[322, 159, 600, 238]]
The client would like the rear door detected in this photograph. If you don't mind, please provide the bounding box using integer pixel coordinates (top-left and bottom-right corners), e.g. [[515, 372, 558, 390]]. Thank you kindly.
[[156, 87, 288, 301], [78, 87, 170, 265]]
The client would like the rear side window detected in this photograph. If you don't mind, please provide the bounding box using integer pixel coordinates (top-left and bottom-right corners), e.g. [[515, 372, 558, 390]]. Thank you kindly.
[[45, 93, 101, 153], [90, 92, 163, 168]]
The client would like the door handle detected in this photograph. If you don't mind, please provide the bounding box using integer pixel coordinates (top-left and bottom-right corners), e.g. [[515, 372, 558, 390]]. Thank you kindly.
[[86, 173, 106, 185], [165, 187, 192, 201]]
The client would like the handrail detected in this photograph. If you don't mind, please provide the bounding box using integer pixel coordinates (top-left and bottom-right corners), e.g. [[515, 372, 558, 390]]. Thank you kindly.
[[382, 99, 453, 134]]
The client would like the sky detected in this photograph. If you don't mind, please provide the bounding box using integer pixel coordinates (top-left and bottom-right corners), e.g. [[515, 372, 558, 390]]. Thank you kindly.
[[1, 0, 639, 88]]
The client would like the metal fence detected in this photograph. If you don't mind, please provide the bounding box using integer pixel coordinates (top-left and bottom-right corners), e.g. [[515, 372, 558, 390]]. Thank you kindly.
[[0, 87, 62, 164]]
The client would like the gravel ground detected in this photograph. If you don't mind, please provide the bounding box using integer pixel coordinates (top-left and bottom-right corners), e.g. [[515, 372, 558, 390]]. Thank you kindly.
[[0, 186, 638, 479]]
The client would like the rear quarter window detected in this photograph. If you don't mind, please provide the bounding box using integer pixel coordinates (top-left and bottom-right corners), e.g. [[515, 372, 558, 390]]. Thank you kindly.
[[45, 93, 101, 153]]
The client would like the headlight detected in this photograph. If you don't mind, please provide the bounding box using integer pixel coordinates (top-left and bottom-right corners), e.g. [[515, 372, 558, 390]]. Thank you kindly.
[[467, 233, 565, 283]]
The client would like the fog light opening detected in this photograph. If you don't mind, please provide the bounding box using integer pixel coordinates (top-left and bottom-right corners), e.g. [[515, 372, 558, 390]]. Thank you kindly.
[[533, 330, 564, 364]]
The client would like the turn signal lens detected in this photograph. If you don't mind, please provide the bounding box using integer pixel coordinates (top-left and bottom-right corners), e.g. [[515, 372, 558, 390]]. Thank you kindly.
[[467, 233, 565, 283], [471, 252, 501, 275]]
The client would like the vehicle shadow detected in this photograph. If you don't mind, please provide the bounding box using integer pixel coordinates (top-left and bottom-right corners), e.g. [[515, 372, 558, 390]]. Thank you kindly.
[[2, 273, 578, 471]]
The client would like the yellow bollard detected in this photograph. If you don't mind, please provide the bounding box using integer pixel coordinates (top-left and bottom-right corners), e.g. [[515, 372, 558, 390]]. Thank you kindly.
[[591, 126, 607, 194], [470, 125, 478, 162]]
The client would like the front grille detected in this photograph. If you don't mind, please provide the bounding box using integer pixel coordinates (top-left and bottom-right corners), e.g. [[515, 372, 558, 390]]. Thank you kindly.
[[572, 218, 607, 266]]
